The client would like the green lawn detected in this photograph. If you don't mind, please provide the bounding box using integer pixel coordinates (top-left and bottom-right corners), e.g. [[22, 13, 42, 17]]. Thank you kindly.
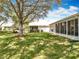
[[0, 32, 79, 59]]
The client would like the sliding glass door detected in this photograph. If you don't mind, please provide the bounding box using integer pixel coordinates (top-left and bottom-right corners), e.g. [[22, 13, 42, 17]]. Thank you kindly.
[[68, 19, 78, 36], [75, 19, 78, 36], [68, 20, 75, 35]]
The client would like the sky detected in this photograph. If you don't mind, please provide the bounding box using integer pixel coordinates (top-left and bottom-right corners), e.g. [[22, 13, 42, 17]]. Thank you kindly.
[[9, 0, 79, 23], [41, 0, 79, 23], [1, 0, 79, 25]]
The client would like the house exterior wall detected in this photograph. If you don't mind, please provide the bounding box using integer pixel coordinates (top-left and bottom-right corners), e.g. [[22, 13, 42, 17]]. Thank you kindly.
[[78, 17, 79, 37], [29, 26, 50, 32], [38, 26, 50, 32], [50, 14, 79, 40], [49, 24, 56, 33], [29, 26, 39, 32]]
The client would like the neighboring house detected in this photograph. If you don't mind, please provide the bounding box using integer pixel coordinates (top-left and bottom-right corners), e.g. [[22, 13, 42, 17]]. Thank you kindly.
[[29, 20, 51, 32], [49, 13, 79, 40]]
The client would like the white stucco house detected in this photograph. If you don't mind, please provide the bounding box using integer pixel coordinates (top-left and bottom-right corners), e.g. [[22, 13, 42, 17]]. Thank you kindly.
[[49, 13, 79, 40], [29, 20, 51, 32]]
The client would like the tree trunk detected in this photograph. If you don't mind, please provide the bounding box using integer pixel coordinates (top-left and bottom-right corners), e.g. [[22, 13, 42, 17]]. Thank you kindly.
[[18, 18, 24, 36]]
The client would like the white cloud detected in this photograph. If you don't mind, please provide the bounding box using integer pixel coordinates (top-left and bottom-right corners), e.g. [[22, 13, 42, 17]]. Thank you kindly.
[[69, 6, 79, 11], [41, 6, 79, 23]]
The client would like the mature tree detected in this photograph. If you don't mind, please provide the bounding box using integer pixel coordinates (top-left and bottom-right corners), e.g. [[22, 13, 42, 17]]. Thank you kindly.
[[0, 0, 61, 36]]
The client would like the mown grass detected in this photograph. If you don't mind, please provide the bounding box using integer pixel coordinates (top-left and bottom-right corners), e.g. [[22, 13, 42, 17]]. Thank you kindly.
[[0, 32, 79, 59]]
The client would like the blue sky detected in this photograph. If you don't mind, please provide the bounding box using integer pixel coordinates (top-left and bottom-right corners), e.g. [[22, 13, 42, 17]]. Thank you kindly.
[[42, 0, 79, 23], [52, 0, 79, 9], [12, 0, 79, 23]]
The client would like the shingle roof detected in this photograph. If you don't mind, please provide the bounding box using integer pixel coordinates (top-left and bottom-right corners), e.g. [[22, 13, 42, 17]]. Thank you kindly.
[[29, 20, 51, 26]]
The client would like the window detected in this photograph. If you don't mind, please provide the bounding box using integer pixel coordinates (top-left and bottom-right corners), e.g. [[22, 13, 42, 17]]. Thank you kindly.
[[75, 19, 78, 36]]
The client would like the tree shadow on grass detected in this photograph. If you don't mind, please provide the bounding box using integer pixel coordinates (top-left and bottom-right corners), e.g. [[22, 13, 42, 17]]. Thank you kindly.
[[0, 33, 79, 59]]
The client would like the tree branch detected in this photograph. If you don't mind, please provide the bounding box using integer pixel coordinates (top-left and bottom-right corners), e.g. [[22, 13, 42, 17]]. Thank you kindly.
[[24, 7, 47, 24], [23, 0, 40, 22], [16, 0, 21, 17], [9, 0, 19, 19], [21, 0, 24, 18]]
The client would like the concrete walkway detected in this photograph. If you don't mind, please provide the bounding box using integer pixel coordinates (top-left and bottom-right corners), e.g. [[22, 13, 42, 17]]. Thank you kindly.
[[50, 32, 79, 41]]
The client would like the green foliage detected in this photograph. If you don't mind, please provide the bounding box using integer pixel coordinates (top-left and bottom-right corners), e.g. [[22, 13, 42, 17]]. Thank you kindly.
[[0, 32, 79, 59]]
